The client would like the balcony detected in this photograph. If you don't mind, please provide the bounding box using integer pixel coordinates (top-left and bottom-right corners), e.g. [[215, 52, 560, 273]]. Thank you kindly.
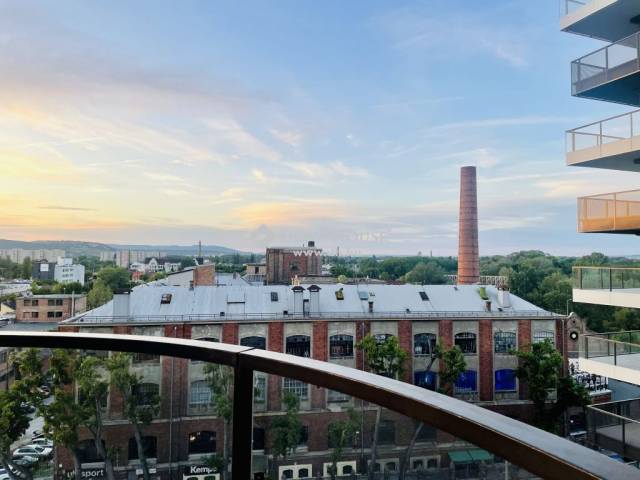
[[0, 331, 636, 479], [561, 0, 640, 42], [580, 331, 640, 384], [578, 189, 640, 233], [588, 398, 640, 461], [574, 266, 640, 308], [566, 110, 640, 171], [572, 32, 640, 106]]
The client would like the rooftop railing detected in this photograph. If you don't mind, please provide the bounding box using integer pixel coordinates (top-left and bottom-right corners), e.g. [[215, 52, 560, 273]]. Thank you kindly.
[[572, 31, 640, 97], [573, 266, 640, 291], [0, 331, 636, 479], [577, 189, 640, 233], [566, 109, 640, 155], [66, 309, 561, 325]]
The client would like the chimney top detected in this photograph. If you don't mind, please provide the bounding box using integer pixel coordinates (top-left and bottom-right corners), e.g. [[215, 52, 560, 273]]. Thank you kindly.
[[458, 165, 480, 285]]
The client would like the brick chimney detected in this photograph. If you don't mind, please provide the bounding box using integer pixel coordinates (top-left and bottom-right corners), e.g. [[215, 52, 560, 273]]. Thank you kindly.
[[193, 264, 215, 286], [458, 166, 480, 284]]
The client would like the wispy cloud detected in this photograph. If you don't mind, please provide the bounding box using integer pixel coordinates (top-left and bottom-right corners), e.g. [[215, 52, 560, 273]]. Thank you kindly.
[[38, 205, 97, 212]]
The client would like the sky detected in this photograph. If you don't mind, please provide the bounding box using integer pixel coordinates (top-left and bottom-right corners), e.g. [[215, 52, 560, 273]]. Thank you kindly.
[[1, 0, 638, 256]]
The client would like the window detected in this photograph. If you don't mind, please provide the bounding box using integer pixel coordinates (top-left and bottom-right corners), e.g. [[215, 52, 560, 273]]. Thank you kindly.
[[378, 420, 395, 445], [254, 266, 259, 274], [30, 312, 39, 319], [286, 335, 310, 357], [48, 299, 55, 306], [240, 336, 266, 350], [414, 371, 437, 391], [253, 427, 265, 450], [270, 292, 279, 302], [188, 431, 216, 455], [335, 288, 344, 300], [298, 426, 309, 447], [190, 380, 213, 408], [160, 293, 172, 304], [495, 369, 516, 392], [533, 330, 555, 344], [47, 311, 63, 318], [454, 332, 477, 354], [56, 299, 63, 305], [48, 298, 63, 306], [454, 370, 477, 394], [290, 262, 299, 272], [419, 291, 429, 301], [31, 300, 39, 306], [417, 425, 437, 442], [128, 436, 157, 460], [329, 334, 353, 359], [76, 439, 103, 464], [328, 389, 350, 402], [132, 383, 159, 406], [494, 331, 516, 354], [358, 290, 369, 301], [132, 352, 160, 363], [254, 376, 266, 403], [194, 337, 219, 343], [283, 378, 308, 400], [414, 333, 436, 356], [23, 299, 31, 307], [374, 333, 393, 344]]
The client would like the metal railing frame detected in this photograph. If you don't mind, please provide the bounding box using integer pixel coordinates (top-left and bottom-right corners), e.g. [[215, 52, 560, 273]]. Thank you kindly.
[[65, 310, 561, 325], [0, 331, 635, 479], [566, 109, 640, 154]]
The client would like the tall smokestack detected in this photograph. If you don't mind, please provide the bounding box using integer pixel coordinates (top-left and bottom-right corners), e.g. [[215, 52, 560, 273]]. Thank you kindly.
[[458, 166, 479, 284]]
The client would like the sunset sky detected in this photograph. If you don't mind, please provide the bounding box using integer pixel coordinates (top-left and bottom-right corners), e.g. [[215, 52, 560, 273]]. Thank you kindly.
[[1, 0, 638, 255]]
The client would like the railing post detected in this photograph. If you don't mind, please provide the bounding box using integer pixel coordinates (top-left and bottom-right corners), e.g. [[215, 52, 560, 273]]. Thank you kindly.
[[614, 342, 617, 366], [610, 268, 613, 292], [232, 360, 255, 480], [585, 335, 589, 359]]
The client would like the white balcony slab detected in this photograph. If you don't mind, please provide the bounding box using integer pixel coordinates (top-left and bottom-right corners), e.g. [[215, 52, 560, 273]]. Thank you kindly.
[[561, 0, 640, 42], [573, 287, 640, 308]]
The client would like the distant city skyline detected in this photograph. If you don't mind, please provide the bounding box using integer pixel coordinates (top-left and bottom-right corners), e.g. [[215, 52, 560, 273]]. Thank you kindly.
[[1, 1, 638, 256]]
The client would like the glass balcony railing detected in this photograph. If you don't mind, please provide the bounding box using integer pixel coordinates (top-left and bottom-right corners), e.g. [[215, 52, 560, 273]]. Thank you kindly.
[[588, 398, 640, 462], [571, 32, 640, 105], [566, 109, 640, 160], [578, 189, 640, 233], [573, 266, 640, 290], [564, 0, 591, 16], [0, 331, 636, 479]]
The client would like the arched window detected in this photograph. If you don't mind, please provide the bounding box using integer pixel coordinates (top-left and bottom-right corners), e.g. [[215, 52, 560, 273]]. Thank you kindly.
[[132, 383, 159, 406], [495, 369, 517, 392], [329, 334, 354, 359], [190, 380, 213, 408], [240, 336, 266, 350], [454, 332, 477, 354], [454, 370, 477, 394], [188, 431, 216, 455], [414, 371, 437, 391], [128, 436, 157, 460], [283, 377, 308, 400], [286, 335, 310, 357], [378, 420, 395, 445], [414, 333, 437, 356], [494, 331, 516, 354]]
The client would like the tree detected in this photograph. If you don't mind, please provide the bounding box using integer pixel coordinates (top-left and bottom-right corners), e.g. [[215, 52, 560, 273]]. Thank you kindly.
[[76, 356, 115, 480], [0, 349, 44, 480], [203, 364, 234, 480], [96, 267, 131, 291], [271, 391, 303, 463], [514, 340, 563, 429], [399, 340, 465, 479], [87, 280, 114, 309], [404, 262, 446, 285], [327, 409, 358, 480], [28, 350, 88, 480], [20, 258, 32, 280], [552, 376, 590, 435], [107, 354, 159, 480], [356, 334, 408, 480]]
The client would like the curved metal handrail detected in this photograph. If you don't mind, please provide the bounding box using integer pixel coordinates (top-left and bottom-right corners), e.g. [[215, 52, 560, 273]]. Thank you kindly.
[[0, 332, 636, 480]]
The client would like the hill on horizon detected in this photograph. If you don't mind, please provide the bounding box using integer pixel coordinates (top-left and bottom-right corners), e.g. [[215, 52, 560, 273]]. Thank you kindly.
[[0, 239, 245, 257]]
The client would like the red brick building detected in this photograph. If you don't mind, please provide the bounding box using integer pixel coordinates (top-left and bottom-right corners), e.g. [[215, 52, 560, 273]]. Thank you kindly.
[[266, 241, 322, 284], [57, 283, 566, 479], [15, 294, 87, 322]]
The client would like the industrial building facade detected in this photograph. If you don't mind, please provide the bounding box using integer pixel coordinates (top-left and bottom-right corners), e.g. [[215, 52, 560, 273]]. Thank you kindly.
[[56, 283, 565, 479]]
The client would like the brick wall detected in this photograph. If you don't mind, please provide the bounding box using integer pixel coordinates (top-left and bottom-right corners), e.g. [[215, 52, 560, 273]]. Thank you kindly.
[[267, 322, 284, 411], [16, 296, 86, 322], [193, 264, 215, 286], [355, 320, 371, 371], [478, 319, 493, 401], [518, 320, 531, 401], [438, 320, 453, 348], [222, 322, 239, 344], [397, 320, 412, 383], [311, 322, 328, 409]]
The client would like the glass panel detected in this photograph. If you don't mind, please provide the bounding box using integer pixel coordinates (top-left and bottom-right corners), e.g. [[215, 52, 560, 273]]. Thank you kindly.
[[1, 347, 234, 480], [252, 369, 537, 479]]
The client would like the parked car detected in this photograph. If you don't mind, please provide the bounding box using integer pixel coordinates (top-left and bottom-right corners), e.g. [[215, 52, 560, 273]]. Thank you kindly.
[[19, 402, 35, 414], [12, 456, 38, 467], [30, 438, 53, 448], [31, 430, 44, 440], [12, 445, 52, 459]]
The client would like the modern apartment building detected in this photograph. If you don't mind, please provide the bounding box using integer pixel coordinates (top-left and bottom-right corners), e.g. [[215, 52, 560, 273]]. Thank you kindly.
[[15, 294, 87, 322], [57, 282, 565, 479], [562, 0, 640, 460]]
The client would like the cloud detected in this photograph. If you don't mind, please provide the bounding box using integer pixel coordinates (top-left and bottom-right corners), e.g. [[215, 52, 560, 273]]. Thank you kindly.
[[270, 128, 303, 147], [38, 205, 97, 212]]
